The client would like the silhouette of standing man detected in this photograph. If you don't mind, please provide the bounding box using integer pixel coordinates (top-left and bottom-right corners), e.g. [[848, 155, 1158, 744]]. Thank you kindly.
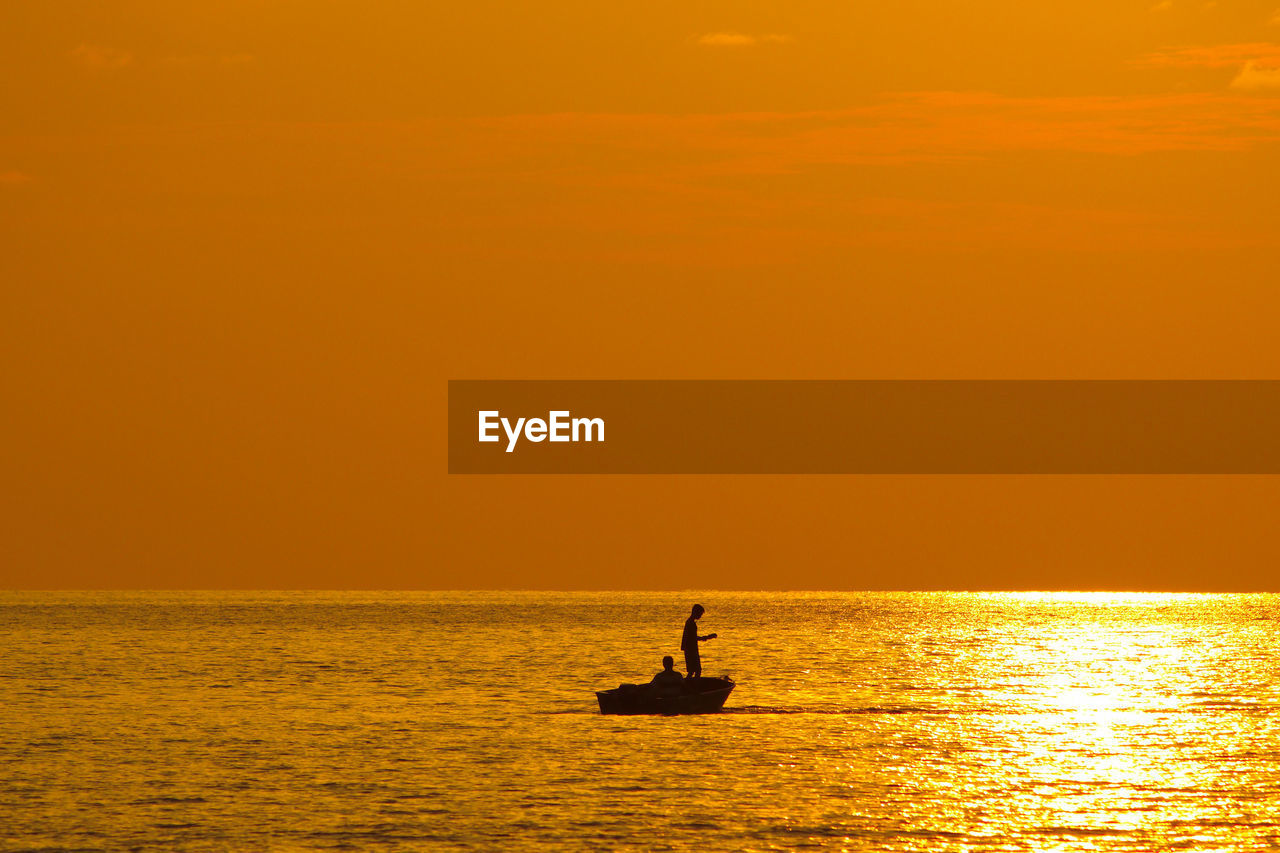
[[681, 604, 717, 678]]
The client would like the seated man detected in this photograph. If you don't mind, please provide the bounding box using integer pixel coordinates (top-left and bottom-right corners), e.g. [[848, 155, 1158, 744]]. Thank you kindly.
[[649, 656, 685, 696]]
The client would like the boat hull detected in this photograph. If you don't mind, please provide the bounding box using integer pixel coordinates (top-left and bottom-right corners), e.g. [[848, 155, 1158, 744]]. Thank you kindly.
[[596, 677, 735, 715]]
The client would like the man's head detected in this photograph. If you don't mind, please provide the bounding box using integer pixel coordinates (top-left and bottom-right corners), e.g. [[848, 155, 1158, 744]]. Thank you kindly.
[[662, 655, 674, 671], [691, 604, 704, 619]]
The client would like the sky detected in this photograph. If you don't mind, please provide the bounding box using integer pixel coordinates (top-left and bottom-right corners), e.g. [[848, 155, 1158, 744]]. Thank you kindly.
[[3, 1, 1280, 590]]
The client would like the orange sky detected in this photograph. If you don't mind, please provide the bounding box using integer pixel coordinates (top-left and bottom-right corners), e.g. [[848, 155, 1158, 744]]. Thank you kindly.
[[3, 1, 1280, 590]]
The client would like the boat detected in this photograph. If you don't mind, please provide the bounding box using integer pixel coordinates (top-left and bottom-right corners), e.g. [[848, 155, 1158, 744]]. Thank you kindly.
[[596, 676, 735, 715]]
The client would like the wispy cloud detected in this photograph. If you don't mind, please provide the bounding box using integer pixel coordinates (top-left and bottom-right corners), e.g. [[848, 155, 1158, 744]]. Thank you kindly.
[[404, 94, 1280, 256], [1134, 43, 1280, 69], [425, 93, 1280, 190], [68, 44, 133, 70], [697, 32, 792, 47], [1232, 60, 1280, 89], [21, 99, 1274, 261], [70, 45, 253, 71], [1136, 43, 1280, 94], [0, 170, 34, 184]]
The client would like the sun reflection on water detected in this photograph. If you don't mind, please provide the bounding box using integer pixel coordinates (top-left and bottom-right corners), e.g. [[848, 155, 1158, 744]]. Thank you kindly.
[[792, 592, 1279, 850]]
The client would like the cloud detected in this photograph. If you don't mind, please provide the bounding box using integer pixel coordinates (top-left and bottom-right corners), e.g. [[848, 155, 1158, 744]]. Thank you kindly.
[[71, 46, 253, 71], [1137, 43, 1280, 93], [697, 32, 792, 47], [394, 96, 1280, 257], [25, 100, 1275, 261], [0, 170, 34, 184], [426, 92, 1280, 191], [1134, 43, 1280, 69], [1231, 60, 1280, 90], [1271, 9, 1280, 25], [68, 44, 133, 70], [1150, 0, 1173, 11]]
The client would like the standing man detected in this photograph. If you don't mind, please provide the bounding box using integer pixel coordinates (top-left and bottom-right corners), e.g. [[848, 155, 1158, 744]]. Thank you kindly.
[[681, 604, 717, 679]]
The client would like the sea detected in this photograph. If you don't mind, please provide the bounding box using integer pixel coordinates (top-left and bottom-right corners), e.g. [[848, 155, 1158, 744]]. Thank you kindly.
[[2, 591, 1279, 852]]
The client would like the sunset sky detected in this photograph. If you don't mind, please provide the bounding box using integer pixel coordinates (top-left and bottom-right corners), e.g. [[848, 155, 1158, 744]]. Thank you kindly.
[[3, 1, 1280, 590]]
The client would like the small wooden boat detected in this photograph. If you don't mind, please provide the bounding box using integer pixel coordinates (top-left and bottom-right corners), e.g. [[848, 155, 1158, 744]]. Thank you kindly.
[[596, 676, 735, 715]]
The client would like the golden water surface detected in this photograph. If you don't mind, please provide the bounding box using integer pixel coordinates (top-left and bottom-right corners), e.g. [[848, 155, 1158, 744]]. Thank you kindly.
[[3, 591, 1278, 850]]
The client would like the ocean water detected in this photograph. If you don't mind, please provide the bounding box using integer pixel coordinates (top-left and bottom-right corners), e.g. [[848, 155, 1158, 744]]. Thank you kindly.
[[2, 591, 1279, 852]]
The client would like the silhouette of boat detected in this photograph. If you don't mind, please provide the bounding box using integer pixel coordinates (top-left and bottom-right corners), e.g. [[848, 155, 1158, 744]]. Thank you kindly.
[[596, 676, 735, 715]]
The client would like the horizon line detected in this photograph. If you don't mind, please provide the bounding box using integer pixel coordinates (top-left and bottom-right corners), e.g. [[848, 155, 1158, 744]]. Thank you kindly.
[[1, 588, 1275, 595]]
